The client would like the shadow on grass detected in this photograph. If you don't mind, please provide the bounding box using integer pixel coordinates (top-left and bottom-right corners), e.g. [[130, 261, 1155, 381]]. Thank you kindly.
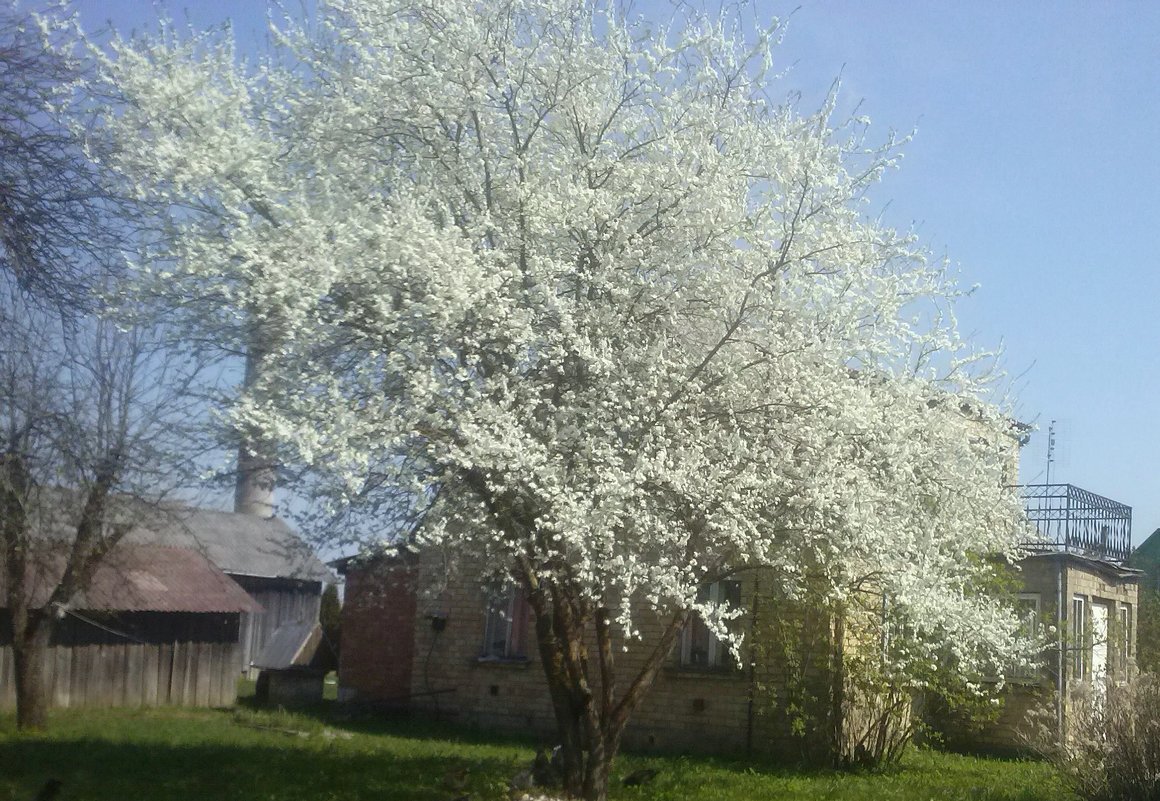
[[0, 702, 1069, 801], [230, 696, 546, 751], [0, 735, 520, 801]]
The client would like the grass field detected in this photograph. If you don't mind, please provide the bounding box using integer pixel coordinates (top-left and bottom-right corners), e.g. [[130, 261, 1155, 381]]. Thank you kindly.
[[0, 703, 1075, 801]]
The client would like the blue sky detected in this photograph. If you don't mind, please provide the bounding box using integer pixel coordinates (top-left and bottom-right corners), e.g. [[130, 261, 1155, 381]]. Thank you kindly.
[[75, 1, 1160, 542]]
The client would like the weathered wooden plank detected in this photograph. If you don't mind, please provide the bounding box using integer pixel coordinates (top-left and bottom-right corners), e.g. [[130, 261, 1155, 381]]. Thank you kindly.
[[207, 643, 222, 707], [163, 642, 176, 705], [177, 641, 194, 706], [124, 646, 143, 707], [72, 647, 90, 708], [0, 646, 13, 708], [167, 642, 182, 705], [41, 645, 55, 708], [220, 644, 236, 706], [52, 647, 71, 708], [90, 646, 108, 708], [197, 644, 213, 704], [120, 645, 133, 706], [142, 645, 159, 706]]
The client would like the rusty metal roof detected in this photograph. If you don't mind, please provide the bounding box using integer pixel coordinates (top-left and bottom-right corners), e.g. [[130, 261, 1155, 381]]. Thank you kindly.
[[8, 545, 263, 614]]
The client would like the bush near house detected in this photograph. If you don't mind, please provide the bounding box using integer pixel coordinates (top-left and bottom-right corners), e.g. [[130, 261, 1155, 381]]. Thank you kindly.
[[1136, 588, 1160, 673], [0, 705, 1073, 801], [1036, 675, 1160, 801]]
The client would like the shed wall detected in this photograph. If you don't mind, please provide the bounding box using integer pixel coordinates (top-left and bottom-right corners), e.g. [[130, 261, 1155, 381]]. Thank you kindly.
[[231, 575, 323, 678], [0, 641, 239, 709]]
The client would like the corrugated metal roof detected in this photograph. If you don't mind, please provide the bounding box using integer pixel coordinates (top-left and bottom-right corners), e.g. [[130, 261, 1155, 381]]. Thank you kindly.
[[251, 621, 325, 670], [7, 545, 263, 613], [124, 506, 336, 584]]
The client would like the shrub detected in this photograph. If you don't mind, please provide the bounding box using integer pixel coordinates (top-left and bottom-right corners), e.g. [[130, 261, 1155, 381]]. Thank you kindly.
[[1044, 675, 1160, 801]]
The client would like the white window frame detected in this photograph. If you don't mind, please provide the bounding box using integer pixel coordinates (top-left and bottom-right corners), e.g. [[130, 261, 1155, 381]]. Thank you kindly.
[[481, 589, 529, 660], [1012, 593, 1041, 680], [680, 580, 741, 670], [1072, 595, 1087, 681]]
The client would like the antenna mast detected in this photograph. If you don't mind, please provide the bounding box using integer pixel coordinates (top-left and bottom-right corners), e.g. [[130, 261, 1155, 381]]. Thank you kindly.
[[1045, 419, 1056, 485]]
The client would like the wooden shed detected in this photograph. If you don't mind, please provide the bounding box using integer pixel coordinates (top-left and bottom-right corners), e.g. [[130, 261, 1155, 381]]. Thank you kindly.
[[0, 544, 262, 709], [252, 621, 334, 706], [126, 506, 336, 677]]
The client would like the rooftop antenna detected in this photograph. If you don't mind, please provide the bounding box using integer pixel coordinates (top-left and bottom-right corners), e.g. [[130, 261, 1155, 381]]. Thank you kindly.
[[1045, 419, 1056, 485]]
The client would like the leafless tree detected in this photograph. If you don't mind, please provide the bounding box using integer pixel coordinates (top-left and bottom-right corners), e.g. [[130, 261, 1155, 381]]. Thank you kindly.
[[0, 287, 207, 728], [0, 6, 207, 729], [0, 7, 119, 308]]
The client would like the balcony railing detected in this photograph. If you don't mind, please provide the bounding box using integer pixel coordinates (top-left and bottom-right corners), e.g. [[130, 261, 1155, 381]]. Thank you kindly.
[[1019, 483, 1132, 563]]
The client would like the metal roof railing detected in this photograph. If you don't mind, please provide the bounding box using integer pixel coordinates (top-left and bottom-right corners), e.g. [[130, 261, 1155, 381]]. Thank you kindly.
[[1019, 483, 1132, 563]]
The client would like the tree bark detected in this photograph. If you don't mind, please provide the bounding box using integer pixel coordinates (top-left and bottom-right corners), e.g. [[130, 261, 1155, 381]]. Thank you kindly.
[[829, 606, 847, 766], [522, 565, 688, 801], [12, 615, 51, 730]]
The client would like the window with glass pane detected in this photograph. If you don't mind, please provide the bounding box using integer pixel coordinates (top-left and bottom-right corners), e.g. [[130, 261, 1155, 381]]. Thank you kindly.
[[481, 589, 530, 659], [1012, 593, 1040, 680], [1072, 596, 1086, 680], [680, 580, 741, 669]]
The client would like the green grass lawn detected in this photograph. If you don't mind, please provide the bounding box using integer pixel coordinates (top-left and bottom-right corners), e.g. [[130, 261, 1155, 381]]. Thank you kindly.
[[0, 704, 1075, 801]]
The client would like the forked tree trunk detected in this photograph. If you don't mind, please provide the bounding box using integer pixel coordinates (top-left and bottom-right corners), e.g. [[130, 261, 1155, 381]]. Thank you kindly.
[[522, 571, 687, 801]]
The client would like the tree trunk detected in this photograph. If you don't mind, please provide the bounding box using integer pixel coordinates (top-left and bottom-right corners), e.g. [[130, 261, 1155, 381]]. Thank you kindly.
[[829, 606, 847, 766], [13, 619, 51, 730], [582, 751, 611, 801], [523, 572, 687, 801]]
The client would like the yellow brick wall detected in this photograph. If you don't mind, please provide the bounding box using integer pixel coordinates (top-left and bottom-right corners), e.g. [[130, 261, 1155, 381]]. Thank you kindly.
[[407, 559, 884, 759], [408, 563, 759, 753]]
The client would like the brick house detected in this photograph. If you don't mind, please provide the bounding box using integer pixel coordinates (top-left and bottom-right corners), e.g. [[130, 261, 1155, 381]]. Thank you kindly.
[[337, 482, 1140, 758], [337, 549, 820, 756], [958, 484, 1141, 752]]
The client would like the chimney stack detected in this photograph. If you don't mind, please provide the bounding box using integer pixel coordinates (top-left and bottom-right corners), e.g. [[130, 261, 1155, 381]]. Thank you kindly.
[[234, 443, 276, 518]]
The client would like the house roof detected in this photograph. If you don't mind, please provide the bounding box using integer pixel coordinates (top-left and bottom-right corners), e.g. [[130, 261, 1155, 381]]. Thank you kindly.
[[6, 545, 263, 613], [1020, 550, 1145, 583], [331, 543, 417, 575], [124, 506, 336, 584], [251, 621, 328, 671]]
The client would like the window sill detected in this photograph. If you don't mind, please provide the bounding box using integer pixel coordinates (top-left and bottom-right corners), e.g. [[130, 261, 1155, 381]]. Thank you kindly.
[[665, 665, 745, 681], [473, 656, 532, 669], [980, 674, 1051, 688]]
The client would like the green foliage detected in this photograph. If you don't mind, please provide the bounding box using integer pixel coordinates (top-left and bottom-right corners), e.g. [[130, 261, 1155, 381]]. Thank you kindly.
[[1136, 588, 1160, 673], [0, 706, 1073, 801], [752, 582, 836, 764], [1034, 675, 1160, 801], [753, 574, 1017, 769]]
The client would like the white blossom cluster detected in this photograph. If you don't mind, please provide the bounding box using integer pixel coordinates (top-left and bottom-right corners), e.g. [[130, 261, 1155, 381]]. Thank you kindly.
[[91, 0, 1037, 683]]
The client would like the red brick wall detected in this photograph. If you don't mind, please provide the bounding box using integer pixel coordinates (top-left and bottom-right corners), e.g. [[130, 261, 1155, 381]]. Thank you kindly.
[[338, 559, 418, 705]]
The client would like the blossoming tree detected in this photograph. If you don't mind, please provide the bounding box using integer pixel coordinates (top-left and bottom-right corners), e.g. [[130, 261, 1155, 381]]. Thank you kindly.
[[94, 1, 1032, 796]]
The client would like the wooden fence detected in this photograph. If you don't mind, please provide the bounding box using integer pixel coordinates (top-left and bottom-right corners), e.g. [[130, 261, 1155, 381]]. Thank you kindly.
[[0, 642, 240, 709]]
